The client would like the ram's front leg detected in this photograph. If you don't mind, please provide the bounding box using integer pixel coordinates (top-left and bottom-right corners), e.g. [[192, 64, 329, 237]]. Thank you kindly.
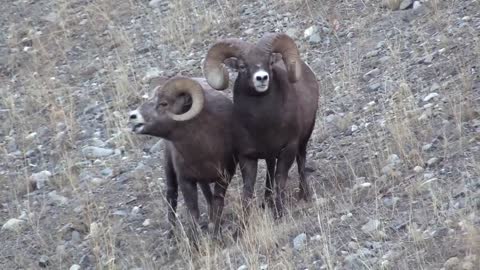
[[274, 145, 297, 219], [179, 179, 201, 242]]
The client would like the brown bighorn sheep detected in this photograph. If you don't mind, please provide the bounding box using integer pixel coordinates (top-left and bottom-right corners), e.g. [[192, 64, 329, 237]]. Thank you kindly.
[[203, 33, 319, 219], [128, 76, 237, 238]]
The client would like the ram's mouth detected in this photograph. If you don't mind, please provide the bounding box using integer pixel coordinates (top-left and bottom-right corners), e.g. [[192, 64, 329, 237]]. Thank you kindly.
[[131, 123, 145, 133]]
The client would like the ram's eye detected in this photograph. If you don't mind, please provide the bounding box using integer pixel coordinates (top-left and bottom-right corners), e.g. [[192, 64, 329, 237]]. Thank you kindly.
[[158, 101, 168, 107], [238, 64, 246, 71]]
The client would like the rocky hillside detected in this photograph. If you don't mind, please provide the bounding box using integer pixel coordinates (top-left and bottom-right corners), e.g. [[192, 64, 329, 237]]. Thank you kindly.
[[0, 0, 479, 269]]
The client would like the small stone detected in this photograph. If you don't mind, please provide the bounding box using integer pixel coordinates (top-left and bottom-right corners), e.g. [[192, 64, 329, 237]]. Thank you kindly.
[[413, 1, 422, 9], [304, 26, 318, 38], [131, 206, 141, 216], [237, 265, 248, 270], [383, 196, 400, 207], [368, 83, 381, 92], [362, 219, 381, 234], [244, 28, 254, 35], [41, 12, 59, 24], [400, 0, 413, 10], [31, 170, 52, 189], [362, 68, 380, 81], [365, 50, 380, 58], [427, 157, 440, 167], [293, 233, 307, 250], [39, 255, 50, 268], [82, 146, 115, 159], [308, 33, 321, 44], [422, 144, 433, 151], [91, 178, 108, 186], [1, 218, 25, 232], [25, 132, 37, 140], [48, 191, 68, 205], [351, 125, 359, 132], [70, 265, 81, 270], [71, 230, 81, 243], [260, 264, 268, 270], [311, 235, 321, 241], [420, 54, 434, 64], [142, 219, 151, 226], [142, 67, 162, 83], [461, 261, 474, 270], [444, 257, 460, 270], [462, 16, 471, 22], [413, 166, 424, 173], [348, 241, 359, 250], [148, 0, 163, 9], [100, 168, 113, 178], [430, 82, 440, 92], [387, 154, 401, 165], [423, 92, 439, 102]]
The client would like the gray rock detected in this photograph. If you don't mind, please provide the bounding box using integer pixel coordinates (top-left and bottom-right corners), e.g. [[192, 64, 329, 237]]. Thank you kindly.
[[293, 233, 307, 250], [237, 265, 248, 270], [413, 1, 422, 9], [422, 143, 433, 151], [41, 12, 59, 24], [423, 92, 439, 102], [71, 230, 81, 243], [427, 157, 440, 167], [70, 265, 81, 270], [400, 0, 413, 10], [308, 33, 321, 44], [368, 83, 381, 92], [383, 196, 400, 207], [101, 168, 114, 178], [1, 218, 25, 232], [387, 154, 401, 165], [142, 67, 162, 83], [31, 170, 52, 189], [444, 257, 460, 270], [413, 166, 424, 173], [48, 191, 68, 205], [39, 255, 50, 268], [362, 68, 380, 81], [82, 146, 115, 159], [148, 0, 164, 8], [365, 50, 380, 58], [244, 28, 254, 35], [304, 26, 318, 38], [362, 219, 381, 234]]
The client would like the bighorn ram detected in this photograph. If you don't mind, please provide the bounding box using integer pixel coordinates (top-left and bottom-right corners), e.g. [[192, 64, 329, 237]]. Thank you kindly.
[[128, 76, 237, 238], [203, 33, 319, 219]]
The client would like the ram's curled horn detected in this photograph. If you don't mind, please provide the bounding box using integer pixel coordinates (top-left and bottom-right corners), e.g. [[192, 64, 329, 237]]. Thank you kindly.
[[203, 38, 251, 90], [162, 76, 205, 121], [257, 33, 302, 83]]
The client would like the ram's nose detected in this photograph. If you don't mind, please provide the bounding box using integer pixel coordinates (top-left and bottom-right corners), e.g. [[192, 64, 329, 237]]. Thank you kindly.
[[129, 110, 139, 120], [128, 110, 146, 133]]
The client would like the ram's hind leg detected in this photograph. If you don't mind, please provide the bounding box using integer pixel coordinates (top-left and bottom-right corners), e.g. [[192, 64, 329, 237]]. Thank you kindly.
[[296, 140, 312, 202], [199, 183, 213, 230]]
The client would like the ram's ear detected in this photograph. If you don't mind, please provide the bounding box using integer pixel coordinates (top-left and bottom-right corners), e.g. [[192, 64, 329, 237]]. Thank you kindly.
[[224, 57, 239, 70], [270, 53, 283, 65]]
